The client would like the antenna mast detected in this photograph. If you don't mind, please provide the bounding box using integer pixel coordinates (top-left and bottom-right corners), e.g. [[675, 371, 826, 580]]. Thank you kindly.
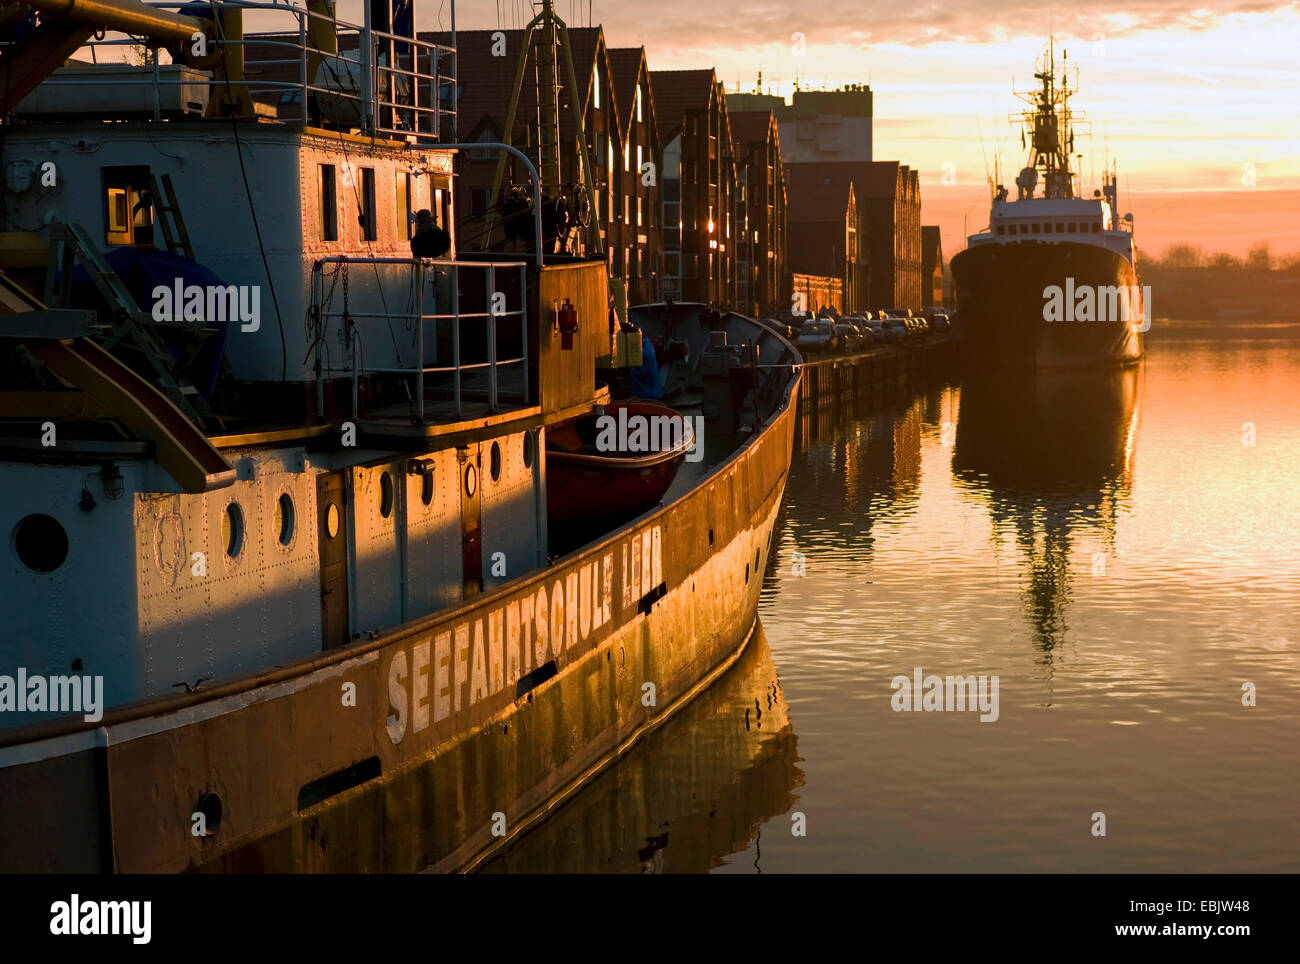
[[1011, 37, 1083, 199]]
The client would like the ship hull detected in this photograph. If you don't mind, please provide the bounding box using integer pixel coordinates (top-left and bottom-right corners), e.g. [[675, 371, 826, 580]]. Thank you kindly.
[[0, 367, 800, 874], [951, 239, 1145, 370]]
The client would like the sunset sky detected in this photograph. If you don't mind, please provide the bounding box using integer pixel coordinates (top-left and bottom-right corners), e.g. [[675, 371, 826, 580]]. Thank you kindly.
[[436, 1, 1300, 262]]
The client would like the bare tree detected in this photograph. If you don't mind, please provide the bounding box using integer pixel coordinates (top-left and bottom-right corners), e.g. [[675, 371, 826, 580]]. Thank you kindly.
[[1160, 243, 1205, 269], [1245, 242, 1271, 272]]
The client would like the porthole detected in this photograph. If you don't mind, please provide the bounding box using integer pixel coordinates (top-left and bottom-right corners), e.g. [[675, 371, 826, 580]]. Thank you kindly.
[[222, 502, 244, 558], [325, 502, 341, 541], [522, 431, 535, 469], [490, 442, 502, 482], [465, 463, 478, 498], [379, 472, 394, 518], [275, 493, 295, 546], [420, 470, 434, 507], [14, 513, 68, 573], [196, 791, 222, 835]]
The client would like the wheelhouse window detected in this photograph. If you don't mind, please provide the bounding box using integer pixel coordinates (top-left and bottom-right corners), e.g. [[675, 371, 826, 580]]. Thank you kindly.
[[1067, 222, 1078, 233], [396, 172, 412, 240], [102, 165, 154, 247], [436, 187, 453, 243], [1091, 222, 1101, 233], [1056, 222, 1065, 232], [996, 225, 1005, 235], [319, 164, 338, 241], [359, 168, 377, 242]]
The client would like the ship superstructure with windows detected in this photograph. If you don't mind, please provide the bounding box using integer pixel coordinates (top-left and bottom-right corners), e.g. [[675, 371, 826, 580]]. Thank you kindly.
[[952, 41, 1145, 369]]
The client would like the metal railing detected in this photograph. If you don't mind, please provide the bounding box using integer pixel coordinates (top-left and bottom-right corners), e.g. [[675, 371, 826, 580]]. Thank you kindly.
[[311, 257, 529, 423], [50, 2, 455, 141]]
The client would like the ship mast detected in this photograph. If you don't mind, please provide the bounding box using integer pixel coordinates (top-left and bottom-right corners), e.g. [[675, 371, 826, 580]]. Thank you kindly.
[[1012, 38, 1081, 200], [479, 0, 602, 257]]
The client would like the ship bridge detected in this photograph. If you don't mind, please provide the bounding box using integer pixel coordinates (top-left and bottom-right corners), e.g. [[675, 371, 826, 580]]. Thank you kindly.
[[969, 196, 1135, 262]]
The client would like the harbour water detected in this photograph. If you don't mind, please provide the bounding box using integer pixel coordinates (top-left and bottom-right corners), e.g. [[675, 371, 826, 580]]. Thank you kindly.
[[489, 320, 1300, 872]]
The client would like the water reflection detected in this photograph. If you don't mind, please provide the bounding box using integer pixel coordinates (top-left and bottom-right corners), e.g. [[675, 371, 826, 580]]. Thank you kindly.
[[787, 392, 940, 574], [952, 368, 1143, 666], [480, 624, 801, 873]]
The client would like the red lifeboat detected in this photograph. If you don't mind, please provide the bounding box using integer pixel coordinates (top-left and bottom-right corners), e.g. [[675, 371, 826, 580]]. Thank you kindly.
[[546, 399, 695, 553]]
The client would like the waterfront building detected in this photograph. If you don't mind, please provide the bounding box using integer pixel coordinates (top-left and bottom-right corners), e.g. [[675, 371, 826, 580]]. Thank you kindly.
[[651, 68, 736, 305]]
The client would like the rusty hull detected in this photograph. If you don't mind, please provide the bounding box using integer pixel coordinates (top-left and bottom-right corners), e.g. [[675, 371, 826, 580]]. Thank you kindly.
[[0, 367, 800, 873]]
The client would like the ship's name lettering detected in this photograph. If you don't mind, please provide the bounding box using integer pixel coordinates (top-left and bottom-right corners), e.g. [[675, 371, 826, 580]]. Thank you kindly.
[[385, 525, 663, 744]]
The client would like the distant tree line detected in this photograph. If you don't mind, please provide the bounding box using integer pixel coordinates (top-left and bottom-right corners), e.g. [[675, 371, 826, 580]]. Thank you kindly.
[[1140, 243, 1300, 319]]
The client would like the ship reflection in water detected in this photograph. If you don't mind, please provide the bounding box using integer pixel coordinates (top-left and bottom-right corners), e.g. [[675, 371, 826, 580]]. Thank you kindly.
[[753, 325, 1300, 871], [952, 368, 1141, 673], [479, 624, 801, 873]]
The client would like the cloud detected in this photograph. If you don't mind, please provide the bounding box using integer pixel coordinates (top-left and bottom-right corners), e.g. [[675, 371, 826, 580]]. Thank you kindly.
[[459, 2, 1300, 53]]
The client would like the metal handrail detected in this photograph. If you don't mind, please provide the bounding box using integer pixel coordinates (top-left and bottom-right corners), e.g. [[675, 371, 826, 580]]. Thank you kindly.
[[311, 257, 530, 423], [58, 2, 457, 142]]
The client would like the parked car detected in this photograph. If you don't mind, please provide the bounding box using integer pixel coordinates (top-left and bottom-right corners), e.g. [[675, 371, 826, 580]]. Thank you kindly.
[[796, 319, 840, 354], [834, 320, 869, 352], [850, 317, 877, 347], [761, 308, 804, 341], [865, 319, 902, 343], [883, 318, 911, 341], [921, 307, 951, 333]]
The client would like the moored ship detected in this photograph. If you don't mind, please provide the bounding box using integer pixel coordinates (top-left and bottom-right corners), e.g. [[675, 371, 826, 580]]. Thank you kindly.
[[951, 41, 1146, 370], [0, 0, 801, 872]]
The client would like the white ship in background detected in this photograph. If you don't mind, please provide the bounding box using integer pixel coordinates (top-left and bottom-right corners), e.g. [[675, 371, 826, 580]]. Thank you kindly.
[[951, 40, 1146, 370]]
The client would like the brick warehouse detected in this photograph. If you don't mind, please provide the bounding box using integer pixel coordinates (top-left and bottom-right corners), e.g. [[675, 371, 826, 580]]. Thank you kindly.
[[729, 110, 787, 318], [783, 162, 866, 314], [785, 160, 922, 312], [606, 46, 663, 305], [434, 25, 657, 291], [651, 68, 737, 306]]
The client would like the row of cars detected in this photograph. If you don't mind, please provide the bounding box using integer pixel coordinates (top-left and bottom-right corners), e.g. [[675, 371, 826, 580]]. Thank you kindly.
[[783, 307, 953, 356]]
